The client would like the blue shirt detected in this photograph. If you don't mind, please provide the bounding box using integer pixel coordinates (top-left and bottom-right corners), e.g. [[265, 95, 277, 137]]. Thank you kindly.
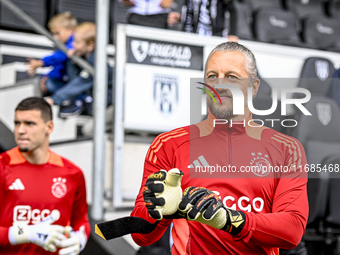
[[42, 34, 74, 80]]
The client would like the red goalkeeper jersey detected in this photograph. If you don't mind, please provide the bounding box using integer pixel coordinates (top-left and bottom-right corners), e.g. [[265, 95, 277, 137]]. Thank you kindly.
[[0, 147, 90, 254], [131, 113, 308, 255]]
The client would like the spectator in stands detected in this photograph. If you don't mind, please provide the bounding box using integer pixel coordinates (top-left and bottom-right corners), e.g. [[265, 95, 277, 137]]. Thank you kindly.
[[169, 0, 239, 40], [26, 12, 77, 96], [122, 0, 181, 29], [44, 22, 113, 118]]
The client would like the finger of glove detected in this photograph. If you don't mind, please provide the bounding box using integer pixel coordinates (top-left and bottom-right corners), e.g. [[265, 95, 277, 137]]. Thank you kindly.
[[202, 197, 224, 220], [144, 196, 165, 209], [144, 182, 164, 194], [188, 193, 218, 220], [58, 244, 79, 255], [47, 231, 67, 247], [64, 226, 73, 235], [148, 209, 163, 220], [179, 187, 210, 212], [59, 235, 79, 248], [147, 170, 167, 182], [44, 243, 57, 253], [41, 210, 60, 225]]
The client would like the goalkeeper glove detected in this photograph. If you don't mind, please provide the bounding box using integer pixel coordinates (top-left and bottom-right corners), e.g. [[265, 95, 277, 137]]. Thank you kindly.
[[143, 168, 185, 220], [58, 226, 87, 255], [179, 187, 246, 235], [8, 210, 66, 252]]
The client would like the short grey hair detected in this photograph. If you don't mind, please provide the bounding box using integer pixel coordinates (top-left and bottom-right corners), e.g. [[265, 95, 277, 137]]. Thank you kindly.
[[205, 42, 258, 79]]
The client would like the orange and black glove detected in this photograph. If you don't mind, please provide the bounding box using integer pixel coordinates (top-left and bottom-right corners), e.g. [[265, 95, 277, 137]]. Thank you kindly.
[[178, 187, 246, 235], [143, 169, 185, 220]]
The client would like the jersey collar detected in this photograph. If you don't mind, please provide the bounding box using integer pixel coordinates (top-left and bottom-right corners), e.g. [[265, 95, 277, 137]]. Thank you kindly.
[[7, 147, 64, 167]]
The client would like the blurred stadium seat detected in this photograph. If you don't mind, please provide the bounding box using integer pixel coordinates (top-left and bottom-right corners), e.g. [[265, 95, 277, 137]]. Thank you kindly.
[[292, 96, 340, 231], [295, 57, 336, 97], [302, 16, 340, 51], [257, 76, 272, 97], [0, 0, 47, 31], [111, 0, 130, 25], [328, 0, 340, 20], [243, 0, 282, 11], [252, 8, 304, 47], [54, 0, 96, 23], [252, 76, 285, 133], [227, 0, 254, 40], [323, 155, 340, 229], [284, 0, 325, 19], [292, 96, 340, 254], [322, 155, 340, 253]]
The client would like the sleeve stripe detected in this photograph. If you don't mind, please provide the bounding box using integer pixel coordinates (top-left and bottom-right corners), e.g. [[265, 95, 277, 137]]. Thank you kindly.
[[271, 137, 294, 155], [148, 150, 154, 162], [153, 155, 158, 164], [271, 137, 297, 168], [146, 148, 151, 159], [272, 134, 302, 167], [146, 129, 188, 165], [150, 128, 186, 150], [275, 133, 302, 166], [153, 132, 188, 153]]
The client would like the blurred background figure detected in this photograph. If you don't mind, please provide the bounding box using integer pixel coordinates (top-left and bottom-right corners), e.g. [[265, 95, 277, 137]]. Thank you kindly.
[[121, 0, 182, 29], [44, 22, 113, 118], [26, 12, 77, 97]]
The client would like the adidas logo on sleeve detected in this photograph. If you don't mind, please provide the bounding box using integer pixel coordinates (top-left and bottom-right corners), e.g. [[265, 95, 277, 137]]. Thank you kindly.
[[9, 178, 25, 190], [188, 155, 210, 168]]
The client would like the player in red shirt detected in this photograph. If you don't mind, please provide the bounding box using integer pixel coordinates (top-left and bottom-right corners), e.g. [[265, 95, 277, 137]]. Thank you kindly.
[[131, 42, 308, 254], [0, 97, 90, 254]]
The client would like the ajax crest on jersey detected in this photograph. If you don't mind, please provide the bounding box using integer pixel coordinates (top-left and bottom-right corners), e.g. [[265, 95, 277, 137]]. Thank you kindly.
[[51, 177, 67, 198], [250, 152, 271, 177], [154, 74, 179, 117], [131, 40, 149, 63], [316, 103, 332, 126], [315, 60, 329, 81]]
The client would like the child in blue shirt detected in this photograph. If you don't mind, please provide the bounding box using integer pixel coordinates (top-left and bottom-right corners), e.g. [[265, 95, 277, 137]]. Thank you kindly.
[[26, 12, 77, 95], [44, 22, 113, 117]]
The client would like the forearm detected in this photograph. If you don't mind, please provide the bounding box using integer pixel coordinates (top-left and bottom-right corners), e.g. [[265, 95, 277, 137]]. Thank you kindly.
[[244, 212, 306, 249], [131, 205, 172, 246], [42, 51, 68, 67]]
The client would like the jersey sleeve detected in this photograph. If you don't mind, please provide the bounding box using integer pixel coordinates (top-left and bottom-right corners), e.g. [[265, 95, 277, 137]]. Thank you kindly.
[[70, 170, 91, 239], [42, 50, 68, 68], [232, 138, 308, 249], [0, 156, 10, 246], [130, 133, 176, 246]]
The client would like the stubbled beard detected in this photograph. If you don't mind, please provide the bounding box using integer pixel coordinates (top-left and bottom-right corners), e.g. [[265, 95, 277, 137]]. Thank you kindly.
[[207, 96, 234, 120], [18, 147, 29, 152]]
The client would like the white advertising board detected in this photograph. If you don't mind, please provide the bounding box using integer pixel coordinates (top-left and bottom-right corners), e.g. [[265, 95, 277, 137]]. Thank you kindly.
[[124, 64, 202, 132]]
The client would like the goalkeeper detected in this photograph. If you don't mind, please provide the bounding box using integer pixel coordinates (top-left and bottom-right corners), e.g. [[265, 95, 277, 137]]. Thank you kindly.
[[0, 97, 90, 254], [131, 42, 308, 254]]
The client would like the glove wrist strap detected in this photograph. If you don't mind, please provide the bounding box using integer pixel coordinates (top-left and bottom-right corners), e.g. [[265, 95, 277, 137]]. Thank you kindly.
[[8, 224, 29, 245], [223, 210, 246, 236]]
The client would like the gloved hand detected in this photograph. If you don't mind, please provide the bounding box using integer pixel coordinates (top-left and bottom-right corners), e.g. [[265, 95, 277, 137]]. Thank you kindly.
[[58, 226, 87, 255], [179, 187, 246, 235], [143, 168, 184, 220], [9, 210, 66, 252]]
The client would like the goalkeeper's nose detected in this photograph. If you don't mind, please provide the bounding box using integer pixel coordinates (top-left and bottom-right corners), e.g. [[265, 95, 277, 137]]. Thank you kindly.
[[166, 168, 184, 187]]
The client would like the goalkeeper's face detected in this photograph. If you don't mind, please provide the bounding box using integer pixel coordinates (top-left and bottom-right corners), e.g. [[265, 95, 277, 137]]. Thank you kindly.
[[14, 110, 53, 153], [204, 51, 250, 120]]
